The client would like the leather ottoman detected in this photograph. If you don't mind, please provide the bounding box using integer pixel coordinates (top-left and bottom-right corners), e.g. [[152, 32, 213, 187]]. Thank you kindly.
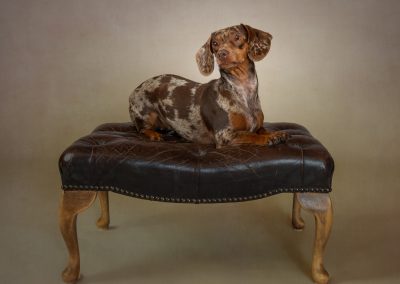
[[58, 122, 334, 283]]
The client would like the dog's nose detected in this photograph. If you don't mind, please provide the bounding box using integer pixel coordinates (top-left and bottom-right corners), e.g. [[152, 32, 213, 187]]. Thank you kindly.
[[217, 49, 229, 60]]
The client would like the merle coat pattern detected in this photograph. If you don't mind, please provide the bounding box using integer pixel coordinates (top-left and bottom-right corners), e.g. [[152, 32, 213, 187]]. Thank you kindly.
[[129, 24, 288, 148]]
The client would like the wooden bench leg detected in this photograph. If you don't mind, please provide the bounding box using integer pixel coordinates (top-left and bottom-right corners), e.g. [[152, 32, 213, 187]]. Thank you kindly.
[[59, 190, 97, 283], [96, 191, 110, 230], [292, 192, 305, 230], [292, 193, 333, 284]]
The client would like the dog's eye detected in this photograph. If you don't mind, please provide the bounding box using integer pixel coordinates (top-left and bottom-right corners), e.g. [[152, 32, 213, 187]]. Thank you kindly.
[[212, 41, 218, 47], [235, 34, 240, 41]]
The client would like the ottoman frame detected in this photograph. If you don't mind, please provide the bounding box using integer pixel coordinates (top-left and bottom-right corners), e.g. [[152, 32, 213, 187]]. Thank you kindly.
[[59, 190, 332, 284]]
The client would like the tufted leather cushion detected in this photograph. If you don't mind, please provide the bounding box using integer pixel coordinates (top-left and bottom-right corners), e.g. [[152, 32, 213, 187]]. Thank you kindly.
[[59, 122, 334, 203]]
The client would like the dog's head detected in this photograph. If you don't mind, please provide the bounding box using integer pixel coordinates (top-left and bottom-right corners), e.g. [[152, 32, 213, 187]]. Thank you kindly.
[[196, 24, 272, 76]]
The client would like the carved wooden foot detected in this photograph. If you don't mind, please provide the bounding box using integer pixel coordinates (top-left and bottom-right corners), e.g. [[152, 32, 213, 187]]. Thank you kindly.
[[96, 191, 110, 229], [292, 193, 333, 284], [59, 191, 97, 283]]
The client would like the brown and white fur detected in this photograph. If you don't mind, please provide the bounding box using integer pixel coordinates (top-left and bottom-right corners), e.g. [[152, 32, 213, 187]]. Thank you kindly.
[[129, 24, 288, 148]]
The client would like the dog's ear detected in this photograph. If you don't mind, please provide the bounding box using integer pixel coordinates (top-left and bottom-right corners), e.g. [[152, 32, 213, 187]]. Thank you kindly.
[[241, 24, 272, 62], [196, 35, 214, 76]]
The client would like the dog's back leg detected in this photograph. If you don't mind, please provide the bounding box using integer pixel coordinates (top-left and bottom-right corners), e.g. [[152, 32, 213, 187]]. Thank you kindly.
[[134, 112, 163, 141]]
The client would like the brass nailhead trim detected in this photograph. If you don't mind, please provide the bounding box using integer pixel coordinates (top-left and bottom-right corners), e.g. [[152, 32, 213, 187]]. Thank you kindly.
[[61, 185, 331, 203]]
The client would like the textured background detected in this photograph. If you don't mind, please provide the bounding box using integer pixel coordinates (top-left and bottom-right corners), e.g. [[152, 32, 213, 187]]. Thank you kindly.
[[1, 0, 399, 283]]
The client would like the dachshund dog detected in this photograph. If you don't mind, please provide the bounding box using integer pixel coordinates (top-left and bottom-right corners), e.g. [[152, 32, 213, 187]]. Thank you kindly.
[[129, 24, 288, 148]]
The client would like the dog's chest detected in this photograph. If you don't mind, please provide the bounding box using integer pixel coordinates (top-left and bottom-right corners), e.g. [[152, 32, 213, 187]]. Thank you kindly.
[[217, 85, 262, 132], [235, 99, 262, 132]]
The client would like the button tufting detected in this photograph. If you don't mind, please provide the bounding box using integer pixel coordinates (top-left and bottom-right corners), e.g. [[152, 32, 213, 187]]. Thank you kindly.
[[60, 122, 333, 203]]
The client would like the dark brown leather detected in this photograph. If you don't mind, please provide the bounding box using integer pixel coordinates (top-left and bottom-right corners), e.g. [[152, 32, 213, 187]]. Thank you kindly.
[[59, 122, 334, 203]]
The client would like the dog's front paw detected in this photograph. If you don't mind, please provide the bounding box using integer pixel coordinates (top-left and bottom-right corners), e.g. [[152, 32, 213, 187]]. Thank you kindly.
[[266, 131, 290, 146]]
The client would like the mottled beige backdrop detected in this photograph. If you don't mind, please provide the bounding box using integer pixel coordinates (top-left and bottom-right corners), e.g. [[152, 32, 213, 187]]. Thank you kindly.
[[1, 0, 399, 283]]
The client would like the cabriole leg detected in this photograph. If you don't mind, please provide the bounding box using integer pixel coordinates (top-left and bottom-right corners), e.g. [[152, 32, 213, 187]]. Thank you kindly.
[[296, 193, 333, 284], [59, 190, 97, 283], [96, 191, 110, 229], [292, 193, 305, 230]]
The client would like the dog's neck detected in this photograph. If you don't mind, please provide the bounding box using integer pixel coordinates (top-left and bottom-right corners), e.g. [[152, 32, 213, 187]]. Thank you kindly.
[[219, 60, 258, 97]]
